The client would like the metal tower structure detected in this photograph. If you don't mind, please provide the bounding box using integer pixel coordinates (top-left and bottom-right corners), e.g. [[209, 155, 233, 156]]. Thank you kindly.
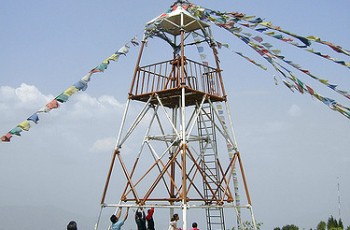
[[96, 1, 257, 229]]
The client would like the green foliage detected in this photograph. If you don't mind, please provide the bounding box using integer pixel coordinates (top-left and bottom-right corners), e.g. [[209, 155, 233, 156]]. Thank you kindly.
[[273, 225, 300, 230], [316, 221, 326, 230], [232, 215, 349, 230], [241, 221, 262, 230], [231, 221, 262, 230], [339, 219, 344, 229], [327, 216, 338, 229], [281, 224, 299, 230], [327, 216, 343, 230]]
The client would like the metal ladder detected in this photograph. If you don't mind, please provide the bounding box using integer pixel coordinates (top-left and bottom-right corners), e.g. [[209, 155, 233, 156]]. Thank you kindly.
[[197, 103, 226, 230]]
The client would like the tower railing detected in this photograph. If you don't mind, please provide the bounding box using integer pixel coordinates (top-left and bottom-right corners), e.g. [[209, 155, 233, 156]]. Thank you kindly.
[[129, 57, 224, 98]]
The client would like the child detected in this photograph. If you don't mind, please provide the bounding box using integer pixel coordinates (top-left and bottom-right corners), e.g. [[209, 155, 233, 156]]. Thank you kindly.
[[190, 222, 199, 230], [168, 213, 179, 230]]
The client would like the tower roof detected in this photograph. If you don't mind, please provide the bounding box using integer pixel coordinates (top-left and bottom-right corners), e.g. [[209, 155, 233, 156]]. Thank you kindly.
[[146, 5, 210, 36]]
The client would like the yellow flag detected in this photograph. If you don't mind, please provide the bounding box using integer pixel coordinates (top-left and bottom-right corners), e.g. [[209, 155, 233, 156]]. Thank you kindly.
[[306, 36, 321, 42], [259, 21, 272, 27], [64, 86, 79, 96], [18, 120, 30, 131]]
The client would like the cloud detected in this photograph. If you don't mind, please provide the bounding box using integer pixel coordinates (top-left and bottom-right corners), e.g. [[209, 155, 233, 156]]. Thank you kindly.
[[15, 83, 49, 103], [0, 83, 124, 113], [61, 93, 125, 121], [0, 84, 52, 110], [89, 137, 117, 153], [0, 85, 16, 100], [0, 84, 125, 143], [98, 95, 124, 109]]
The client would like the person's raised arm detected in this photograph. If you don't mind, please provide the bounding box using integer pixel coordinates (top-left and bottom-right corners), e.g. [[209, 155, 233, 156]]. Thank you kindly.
[[123, 207, 130, 222], [146, 207, 154, 220], [116, 207, 122, 219]]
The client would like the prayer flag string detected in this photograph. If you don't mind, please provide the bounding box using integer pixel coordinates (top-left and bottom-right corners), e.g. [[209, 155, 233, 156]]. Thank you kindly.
[[182, 3, 350, 119], [234, 32, 350, 100], [208, 9, 350, 62], [1, 38, 139, 142]]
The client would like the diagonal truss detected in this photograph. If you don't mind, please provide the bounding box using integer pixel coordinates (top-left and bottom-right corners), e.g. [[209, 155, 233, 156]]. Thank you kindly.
[[96, 93, 256, 230]]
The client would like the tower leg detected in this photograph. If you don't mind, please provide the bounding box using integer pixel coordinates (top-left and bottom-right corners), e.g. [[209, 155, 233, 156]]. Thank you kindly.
[[249, 204, 257, 230], [182, 204, 188, 230]]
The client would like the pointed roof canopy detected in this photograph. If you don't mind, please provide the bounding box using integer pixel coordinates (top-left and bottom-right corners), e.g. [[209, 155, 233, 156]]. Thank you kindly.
[[146, 5, 210, 36]]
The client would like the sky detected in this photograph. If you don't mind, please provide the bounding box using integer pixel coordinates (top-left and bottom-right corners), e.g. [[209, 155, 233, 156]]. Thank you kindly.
[[1, 0, 350, 229]]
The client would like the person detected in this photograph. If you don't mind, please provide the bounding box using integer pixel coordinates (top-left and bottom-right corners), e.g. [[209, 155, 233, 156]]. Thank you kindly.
[[168, 213, 179, 230], [67, 220, 77, 230], [145, 207, 155, 230], [190, 222, 199, 230], [135, 207, 147, 230], [110, 207, 130, 230]]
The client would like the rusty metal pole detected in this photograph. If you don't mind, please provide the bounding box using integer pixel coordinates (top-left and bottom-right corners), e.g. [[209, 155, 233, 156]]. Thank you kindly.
[[129, 40, 146, 96], [236, 151, 252, 205], [211, 42, 227, 98], [100, 148, 119, 204]]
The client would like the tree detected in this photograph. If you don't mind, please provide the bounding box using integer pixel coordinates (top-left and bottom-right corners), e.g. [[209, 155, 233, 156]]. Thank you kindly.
[[273, 228, 281, 230], [281, 224, 299, 230], [316, 221, 326, 230], [241, 220, 263, 230], [327, 216, 343, 230], [339, 219, 344, 229], [327, 216, 338, 229]]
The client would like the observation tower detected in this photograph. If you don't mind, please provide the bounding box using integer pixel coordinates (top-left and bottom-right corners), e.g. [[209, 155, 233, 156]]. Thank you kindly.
[[96, 1, 257, 229]]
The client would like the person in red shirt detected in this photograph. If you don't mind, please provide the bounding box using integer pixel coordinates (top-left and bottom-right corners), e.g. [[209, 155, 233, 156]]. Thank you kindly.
[[190, 222, 199, 230], [145, 207, 155, 230]]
